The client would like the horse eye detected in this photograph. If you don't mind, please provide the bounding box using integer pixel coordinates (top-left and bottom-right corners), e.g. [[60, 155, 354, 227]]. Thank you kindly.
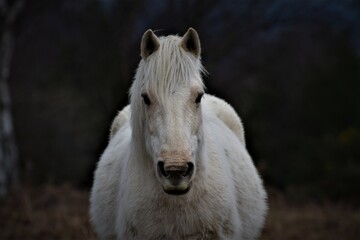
[[195, 92, 204, 104], [141, 93, 151, 105]]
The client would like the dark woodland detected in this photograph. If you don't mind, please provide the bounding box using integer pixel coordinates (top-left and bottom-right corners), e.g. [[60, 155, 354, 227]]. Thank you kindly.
[[0, 0, 359, 239]]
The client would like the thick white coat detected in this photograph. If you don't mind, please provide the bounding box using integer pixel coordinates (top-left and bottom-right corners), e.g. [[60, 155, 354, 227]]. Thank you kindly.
[[90, 29, 267, 240]]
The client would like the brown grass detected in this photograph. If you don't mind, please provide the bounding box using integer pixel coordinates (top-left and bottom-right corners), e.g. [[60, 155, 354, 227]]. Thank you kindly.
[[0, 185, 359, 240], [0, 185, 96, 240], [260, 188, 360, 240]]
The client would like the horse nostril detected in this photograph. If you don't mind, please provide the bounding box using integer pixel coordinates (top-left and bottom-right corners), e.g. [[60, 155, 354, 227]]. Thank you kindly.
[[157, 161, 169, 177], [183, 162, 194, 177]]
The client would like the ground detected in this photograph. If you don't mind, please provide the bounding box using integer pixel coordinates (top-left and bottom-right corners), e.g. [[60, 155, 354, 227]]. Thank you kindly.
[[0, 185, 96, 240], [0, 185, 359, 240]]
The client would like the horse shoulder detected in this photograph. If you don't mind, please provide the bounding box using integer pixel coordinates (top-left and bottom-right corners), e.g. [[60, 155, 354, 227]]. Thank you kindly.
[[90, 118, 131, 239], [203, 95, 267, 238], [110, 105, 131, 139], [203, 94, 245, 145]]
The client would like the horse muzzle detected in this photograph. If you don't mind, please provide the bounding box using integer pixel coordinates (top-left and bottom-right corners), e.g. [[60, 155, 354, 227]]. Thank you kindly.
[[157, 161, 194, 195]]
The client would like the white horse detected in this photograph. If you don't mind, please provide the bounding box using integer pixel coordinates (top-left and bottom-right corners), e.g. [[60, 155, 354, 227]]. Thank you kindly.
[[90, 28, 267, 240]]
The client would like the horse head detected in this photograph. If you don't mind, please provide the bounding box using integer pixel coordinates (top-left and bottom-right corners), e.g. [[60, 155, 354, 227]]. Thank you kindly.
[[131, 28, 205, 195]]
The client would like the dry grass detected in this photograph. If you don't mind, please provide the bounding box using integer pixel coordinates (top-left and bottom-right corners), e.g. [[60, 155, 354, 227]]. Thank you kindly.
[[260, 188, 360, 240], [0, 185, 359, 240], [0, 185, 96, 240]]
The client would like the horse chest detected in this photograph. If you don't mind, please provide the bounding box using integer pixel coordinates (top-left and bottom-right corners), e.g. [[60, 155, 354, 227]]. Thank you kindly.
[[121, 196, 238, 239]]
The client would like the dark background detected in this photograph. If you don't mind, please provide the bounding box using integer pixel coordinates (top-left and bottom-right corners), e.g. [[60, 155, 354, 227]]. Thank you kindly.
[[8, 0, 360, 204]]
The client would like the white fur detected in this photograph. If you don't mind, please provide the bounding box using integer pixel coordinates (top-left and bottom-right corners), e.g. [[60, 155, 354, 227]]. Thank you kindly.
[[90, 30, 267, 240]]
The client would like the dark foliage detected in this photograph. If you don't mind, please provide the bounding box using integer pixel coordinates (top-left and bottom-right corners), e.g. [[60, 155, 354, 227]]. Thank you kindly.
[[7, 0, 360, 203]]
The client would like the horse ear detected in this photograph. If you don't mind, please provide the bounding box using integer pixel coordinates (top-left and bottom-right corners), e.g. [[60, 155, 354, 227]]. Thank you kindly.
[[181, 28, 201, 58], [141, 29, 160, 60]]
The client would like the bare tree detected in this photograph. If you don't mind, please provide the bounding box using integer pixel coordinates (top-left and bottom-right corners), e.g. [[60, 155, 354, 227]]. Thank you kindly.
[[0, 0, 25, 197]]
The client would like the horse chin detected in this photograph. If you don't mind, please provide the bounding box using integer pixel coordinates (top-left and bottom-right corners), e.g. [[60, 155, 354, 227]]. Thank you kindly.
[[164, 186, 191, 195], [161, 181, 192, 195]]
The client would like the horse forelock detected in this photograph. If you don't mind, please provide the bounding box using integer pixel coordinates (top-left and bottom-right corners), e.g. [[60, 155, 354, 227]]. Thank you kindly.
[[134, 35, 205, 103]]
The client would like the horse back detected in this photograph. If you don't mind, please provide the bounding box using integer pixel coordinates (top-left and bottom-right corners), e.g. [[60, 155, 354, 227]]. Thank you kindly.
[[203, 94, 245, 145]]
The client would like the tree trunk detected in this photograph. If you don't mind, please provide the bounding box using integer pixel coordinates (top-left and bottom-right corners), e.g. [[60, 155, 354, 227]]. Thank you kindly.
[[0, 0, 24, 197]]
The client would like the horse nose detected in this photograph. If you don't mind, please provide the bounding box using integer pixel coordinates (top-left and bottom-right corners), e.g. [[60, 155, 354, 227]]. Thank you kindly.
[[157, 161, 194, 178]]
